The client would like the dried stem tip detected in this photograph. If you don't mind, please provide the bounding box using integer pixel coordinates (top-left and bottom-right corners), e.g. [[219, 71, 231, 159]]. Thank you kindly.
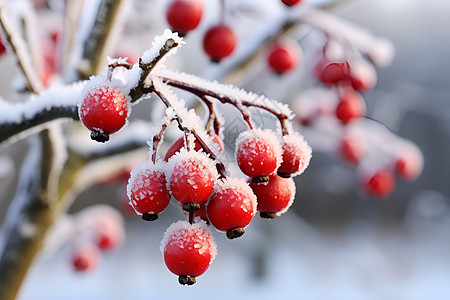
[[277, 172, 291, 178], [260, 212, 277, 219], [142, 213, 158, 221], [178, 275, 196, 285], [182, 203, 200, 212], [226, 227, 245, 239], [90, 131, 110, 143], [251, 176, 270, 184]]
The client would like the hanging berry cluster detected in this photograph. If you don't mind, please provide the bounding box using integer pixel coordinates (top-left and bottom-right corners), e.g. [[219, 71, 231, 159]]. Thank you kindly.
[[165, 0, 304, 64], [77, 30, 311, 285]]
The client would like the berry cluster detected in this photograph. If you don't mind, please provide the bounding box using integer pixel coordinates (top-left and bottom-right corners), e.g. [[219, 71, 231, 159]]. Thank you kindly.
[[75, 27, 314, 285], [125, 125, 311, 284], [69, 206, 125, 272], [165, 0, 304, 64]]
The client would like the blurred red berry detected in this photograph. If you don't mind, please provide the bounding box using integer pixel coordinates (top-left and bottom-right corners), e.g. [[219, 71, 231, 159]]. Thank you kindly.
[[166, 0, 203, 36], [203, 25, 236, 63]]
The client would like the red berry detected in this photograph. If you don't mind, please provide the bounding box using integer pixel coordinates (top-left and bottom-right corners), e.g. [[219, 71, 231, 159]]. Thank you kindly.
[[394, 144, 423, 181], [94, 215, 125, 251], [235, 129, 282, 180], [277, 133, 312, 177], [79, 82, 129, 142], [71, 244, 100, 272], [206, 178, 257, 239], [203, 25, 236, 63], [166, 0, 203, 36], [167, 149, 217, 206], [249, 174, 296, 219], [316, 60, 350, 86], [267, 40, 301, 74], [335, 89, 366, 124], [164, 134, 223, 162], [281, 0, 302, 6], [349, 59, 377, 92], [0, 34, 7, 56], [161, 220, 217, 285], [362, 169, 395, 198], [339, 134, 365, 165], [127, 161, 171, 221]]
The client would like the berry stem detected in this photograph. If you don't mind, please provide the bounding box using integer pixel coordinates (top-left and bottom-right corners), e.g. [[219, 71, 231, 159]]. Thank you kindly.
[[151, 118, 175, 163], [129, 38, 179, 103]]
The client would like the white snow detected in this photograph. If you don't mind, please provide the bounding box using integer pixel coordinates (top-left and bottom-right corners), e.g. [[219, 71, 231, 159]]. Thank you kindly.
[[140, 29, 185, 70], [0, 81, 84, 124], [153, 68, 295, 120]]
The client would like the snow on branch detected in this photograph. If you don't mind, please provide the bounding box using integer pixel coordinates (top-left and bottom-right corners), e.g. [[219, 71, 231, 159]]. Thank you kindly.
[[301, 8, 395, 67], [0, 83, 84, 144]]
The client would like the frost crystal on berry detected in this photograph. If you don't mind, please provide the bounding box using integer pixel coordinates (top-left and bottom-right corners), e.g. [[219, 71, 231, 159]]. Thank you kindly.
[[235, 128, 283, 179], [278, 132, 312, 177]]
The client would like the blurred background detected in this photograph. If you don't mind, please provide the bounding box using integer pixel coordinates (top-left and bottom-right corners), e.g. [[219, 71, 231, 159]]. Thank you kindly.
[[1, 0, 450, 299]]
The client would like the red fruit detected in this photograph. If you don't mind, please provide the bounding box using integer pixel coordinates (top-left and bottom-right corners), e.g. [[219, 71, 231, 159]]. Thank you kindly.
[[235, 129, 282, 180], [94, 216, 125, 251], [166, 0, 203, 36], [164, 134, 223, 162], [277, 133, 312, 177], [339, 134, 365, 165], [394, 144, 424, 181], [167, 149, 217, 207], [362, 170, 395, 198], [203, 25, 236, 63], [71, 244, 101, 272], [349, 59, 377, 92], [267, 40, 300, 74], [281, 0, 302, 6], [161, 221, 217, 285], [127, 161, 171, 221], [206, 178, 257, 239], [79, 83, 129, 142], [249, 174, 296, 219], [335, 89, 366, 124], [316, 60, 350, 86], [0, 34, 7, 56]]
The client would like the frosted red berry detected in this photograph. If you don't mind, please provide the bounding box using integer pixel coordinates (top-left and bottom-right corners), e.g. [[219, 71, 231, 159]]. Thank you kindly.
[[167, 149, 217, 208], [166, 0, 203, 36], [235, 129, 282, 181], [267, 40, 300, 74], [335, 89, 366, 124], [349, 59, 377, 92], [127, 161, 171, 221], [206, 178, 257, 239], [71, 244, 101, 272], [277, 133, 312, 178], [249, 174, 296, 219], [94, 216, 124, 251], [164, 134, 223, 162], [339, 134, 365, 165], [362, 169, 396, 198], [394, 144, 424, 181], [79, 83, 129, 142], [161, 221, 217, 285], [203, 25, 236, 63], [281, 0, 302, 6], [316, 60, 350, 86]]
